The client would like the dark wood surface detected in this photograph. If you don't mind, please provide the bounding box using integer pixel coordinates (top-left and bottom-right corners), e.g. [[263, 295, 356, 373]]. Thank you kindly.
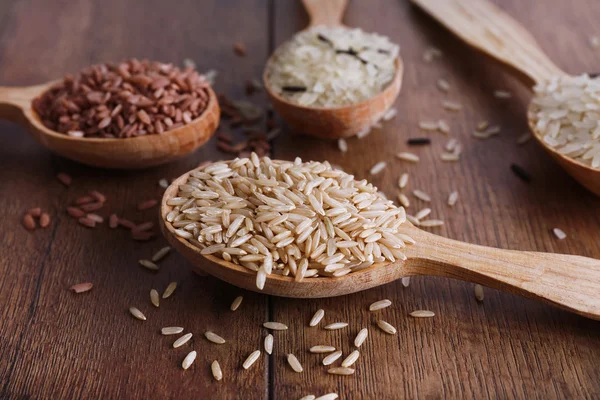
[[1, 1, 599, 399]]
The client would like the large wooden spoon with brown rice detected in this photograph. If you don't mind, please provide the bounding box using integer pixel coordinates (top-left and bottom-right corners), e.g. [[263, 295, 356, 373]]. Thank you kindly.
[[160, 159, 600, 321]]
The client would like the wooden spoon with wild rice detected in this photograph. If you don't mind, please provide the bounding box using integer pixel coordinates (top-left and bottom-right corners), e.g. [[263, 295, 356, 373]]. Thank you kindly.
[[411, 0, 600, 195], [0, 62, 219, 169], [262, 0, 404, 139], [160, 161, 600, 321]]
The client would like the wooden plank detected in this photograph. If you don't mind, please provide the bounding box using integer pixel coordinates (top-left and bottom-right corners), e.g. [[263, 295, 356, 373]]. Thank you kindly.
[[0, 0, 270, 398], [270, 0, 600, 398]]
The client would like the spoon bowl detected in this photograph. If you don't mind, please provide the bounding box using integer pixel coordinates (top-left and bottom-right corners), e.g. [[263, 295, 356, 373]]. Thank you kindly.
[[263, 0, 403, 139], [0, 81, 220, 169], [160, 164, 600, 320], [411, 0, 600, 195]]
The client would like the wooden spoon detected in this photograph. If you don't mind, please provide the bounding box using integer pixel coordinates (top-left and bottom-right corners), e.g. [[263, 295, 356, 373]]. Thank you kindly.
[[160, 167, 600, 321], [411, 0, 600, 195], [263, 0, 403, 139], [0, 81, 219, 169]]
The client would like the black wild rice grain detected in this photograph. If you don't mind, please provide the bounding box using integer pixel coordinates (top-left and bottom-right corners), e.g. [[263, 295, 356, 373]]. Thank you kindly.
[[336, 48, 367, 64], [407, 138, 431, 146], [317, 34, 334, 46], [282, 86, 307, 92], [510, 164, 531, 182]]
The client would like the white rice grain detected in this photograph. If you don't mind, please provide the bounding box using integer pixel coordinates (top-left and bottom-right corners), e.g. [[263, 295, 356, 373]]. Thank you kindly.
[[310, 309, 325, 327], [354, 328, 368, 347]]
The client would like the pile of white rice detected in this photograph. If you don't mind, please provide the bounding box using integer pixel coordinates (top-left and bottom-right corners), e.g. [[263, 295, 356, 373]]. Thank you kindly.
[[165, 154, 413, 290], [529, 74, 600, 167], [266, 26, 400, 108]]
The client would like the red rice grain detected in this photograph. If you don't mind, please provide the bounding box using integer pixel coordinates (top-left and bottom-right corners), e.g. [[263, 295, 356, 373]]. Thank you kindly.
[[78, 217, 96, 228], [67, 207, 85, 218], [70, 282, 93, 293], [137, 199, 158, 211], [89, 190, 106, 203], [75, 196, 94, 205], [56, 173, 72, 186], [118, 218, 136, 230], [109, 214, 119, 228], [23, 214, 36, 230], [40, 213, 51, 228], [28, 207, 42, 217], [80, 202, 104, 212]]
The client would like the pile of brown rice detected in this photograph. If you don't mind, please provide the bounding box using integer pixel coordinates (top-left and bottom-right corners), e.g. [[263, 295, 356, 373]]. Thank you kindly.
[[164, 153, 413, 289]]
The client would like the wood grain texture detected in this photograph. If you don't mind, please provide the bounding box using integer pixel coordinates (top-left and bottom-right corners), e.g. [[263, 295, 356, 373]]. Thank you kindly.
[[1, 0, 599, 400]]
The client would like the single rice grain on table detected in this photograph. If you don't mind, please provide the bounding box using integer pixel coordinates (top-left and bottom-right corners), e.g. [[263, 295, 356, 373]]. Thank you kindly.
[[264, 334, 274, 355], [354, 328, 368, 347]]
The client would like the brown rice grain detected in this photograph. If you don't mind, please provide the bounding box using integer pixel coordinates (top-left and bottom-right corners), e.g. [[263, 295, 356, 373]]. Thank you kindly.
[[230, 295, 244, 311], [152, 246, 171, 262], [354, 328, 368, 347], [315, 394, 339, 400], [369, 161, 387, 175], [242, 350, 261, 369], [173, 333, 193, 348], [263, 321, 288, 330], [139, 259, 159, 271], [395, 152, 420, 163], [398, 173, 409, 189], [369, 299, 392, 311], [376, 320, 396, 334], [162, 281, 177, 298], [129, 306, 146, 321], [161, 326, 184, 335], [205, 331, 226, 344], [398, 193, 410, 208], [287, 353, 303, 373], [310, 345, 336, 353], [264, 334, 274, 355], [474, 284, 485, 302], [150, 289, 160, 307], [322, 350, 343, 366], [211, 360, 223, 381], [324, 322, 348, 330], [341, 350, 360, 367], [412, 190, 431, 202], [182, 351, 197, 370], [327, 367, 355, 376], [447, 191, 458, 206], [309, 309, 325, 327], [410, 310, 435, 318]]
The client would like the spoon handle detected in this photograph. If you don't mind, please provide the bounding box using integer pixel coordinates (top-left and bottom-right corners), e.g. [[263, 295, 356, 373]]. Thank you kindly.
[[407, 229, 600, 320], [0, 84, 47, 121], [410, 0, 565, 86], [302, 0, 348, 27]]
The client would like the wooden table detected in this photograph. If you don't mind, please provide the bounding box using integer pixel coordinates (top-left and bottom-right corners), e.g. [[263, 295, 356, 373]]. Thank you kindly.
[[1, 0, 599, 398]]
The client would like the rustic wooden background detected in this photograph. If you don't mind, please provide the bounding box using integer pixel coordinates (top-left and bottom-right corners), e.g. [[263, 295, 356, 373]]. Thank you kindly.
[[1, 0, 599, 399]]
